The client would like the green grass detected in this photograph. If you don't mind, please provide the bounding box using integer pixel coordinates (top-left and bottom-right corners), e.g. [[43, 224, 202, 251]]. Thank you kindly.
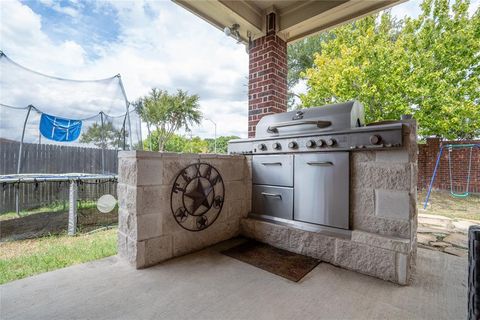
[[0, 228, 117, 285], [418, 190, 480, 221], [0, 200, 98, 221]]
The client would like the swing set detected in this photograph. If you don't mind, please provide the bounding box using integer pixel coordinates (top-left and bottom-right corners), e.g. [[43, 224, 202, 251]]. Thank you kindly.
[[423, 143, 480, 209]]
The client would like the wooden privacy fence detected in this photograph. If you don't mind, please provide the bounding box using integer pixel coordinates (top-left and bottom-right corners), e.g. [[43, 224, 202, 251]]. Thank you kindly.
[[0, 140, 118, 213]]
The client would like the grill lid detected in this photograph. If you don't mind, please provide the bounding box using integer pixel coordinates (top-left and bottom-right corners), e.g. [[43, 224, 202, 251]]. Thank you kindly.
[[255, 100, 365, 138]]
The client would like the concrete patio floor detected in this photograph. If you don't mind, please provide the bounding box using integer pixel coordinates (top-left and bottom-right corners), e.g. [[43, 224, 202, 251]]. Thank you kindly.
[[0, 239, 467, 320]]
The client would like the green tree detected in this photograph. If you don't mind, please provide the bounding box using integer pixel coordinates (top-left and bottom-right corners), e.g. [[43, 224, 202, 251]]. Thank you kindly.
[[136, 89, 202, 151], [400, 0, 480, 138], [287, 33, 333, 108], [143, 133, 239, 154], [205, 136, 240, 154], [301, 14, 408, 122], [143, 131, 208, 153], [79, 121, 126, 149], [295, 0, 479, 139]]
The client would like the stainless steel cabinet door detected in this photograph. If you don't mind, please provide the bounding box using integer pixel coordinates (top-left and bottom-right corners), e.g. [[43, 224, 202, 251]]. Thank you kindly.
[[252, 185, 293, 220], [252, 155, 294, 187], [294, 153, 349, 229]]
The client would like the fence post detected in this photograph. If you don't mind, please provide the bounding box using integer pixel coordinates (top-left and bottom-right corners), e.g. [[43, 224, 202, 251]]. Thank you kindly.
[[68, 181, 78, 236]]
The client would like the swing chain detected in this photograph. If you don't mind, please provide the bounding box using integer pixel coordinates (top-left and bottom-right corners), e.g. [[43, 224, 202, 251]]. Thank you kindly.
[[448, 145, 474, 198]]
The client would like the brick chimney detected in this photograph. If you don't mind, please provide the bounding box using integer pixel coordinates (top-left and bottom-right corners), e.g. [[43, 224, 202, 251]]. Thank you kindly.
[[248, 19, 287, 138]]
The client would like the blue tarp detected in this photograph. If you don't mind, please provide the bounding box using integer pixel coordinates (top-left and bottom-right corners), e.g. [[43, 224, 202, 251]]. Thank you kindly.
[[39, 113, 82, 142]]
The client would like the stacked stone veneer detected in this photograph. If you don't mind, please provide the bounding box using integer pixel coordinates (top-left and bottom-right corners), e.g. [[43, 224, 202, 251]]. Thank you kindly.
[[117, 152, 251, 268], [241, 121, 418, 285], [117, 122, 417, 285]]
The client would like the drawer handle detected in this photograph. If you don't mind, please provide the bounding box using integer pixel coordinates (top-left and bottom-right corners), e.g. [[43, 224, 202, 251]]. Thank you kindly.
[[261, 192, 282, 200], [307, 161, 334, 166], [261, 162, 282, 166]]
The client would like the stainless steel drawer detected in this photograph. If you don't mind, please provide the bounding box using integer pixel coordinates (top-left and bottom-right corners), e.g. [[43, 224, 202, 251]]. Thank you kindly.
[[252, 185, 293, 220], [252, 155, 293, 187], [294, 153, 349, 229]]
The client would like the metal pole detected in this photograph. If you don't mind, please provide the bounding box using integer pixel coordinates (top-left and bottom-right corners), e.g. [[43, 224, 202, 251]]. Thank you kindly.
[[423, 145, 444, 209], [206, 118, 217, 153], [117, 75, 134, 150], [214, 122, 217, 153], [126, 106, 133, 150], [121, 112, 128, 150], [16, 105, 33, 216], [146, 121, 152, 151], [100, 112, 105, 174], [189, 132, 193, 152], [137, 112, 143, 150], [68, 180, 78, 236]]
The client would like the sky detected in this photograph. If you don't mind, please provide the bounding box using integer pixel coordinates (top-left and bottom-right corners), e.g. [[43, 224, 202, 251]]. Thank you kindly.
[[0, 0, 478, 142]]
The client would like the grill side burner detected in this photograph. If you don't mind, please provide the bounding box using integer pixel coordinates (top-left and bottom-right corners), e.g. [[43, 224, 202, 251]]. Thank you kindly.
[[228, 100, 404, 231]]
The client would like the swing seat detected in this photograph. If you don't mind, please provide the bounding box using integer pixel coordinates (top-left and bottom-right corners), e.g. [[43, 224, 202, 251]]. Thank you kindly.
[[424, 144, 479, 209]]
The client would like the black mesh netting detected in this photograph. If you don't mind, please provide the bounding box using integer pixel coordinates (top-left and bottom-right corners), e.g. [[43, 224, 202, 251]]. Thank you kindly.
[[0, 52, 141, 235], [0, 52, 142, 149]]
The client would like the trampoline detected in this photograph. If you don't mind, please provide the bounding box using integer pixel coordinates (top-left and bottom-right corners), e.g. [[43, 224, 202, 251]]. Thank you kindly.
[[1, 173, 118, 235], [0, 52, 136, 234], [0, 173, 117, 184]]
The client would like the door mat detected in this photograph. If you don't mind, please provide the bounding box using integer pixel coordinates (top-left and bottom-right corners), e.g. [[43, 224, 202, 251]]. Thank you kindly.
[[221, 239, 320, 282]]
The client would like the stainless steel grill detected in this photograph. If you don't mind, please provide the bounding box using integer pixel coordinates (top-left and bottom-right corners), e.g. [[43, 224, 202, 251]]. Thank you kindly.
[[228, 100, 404, 231]]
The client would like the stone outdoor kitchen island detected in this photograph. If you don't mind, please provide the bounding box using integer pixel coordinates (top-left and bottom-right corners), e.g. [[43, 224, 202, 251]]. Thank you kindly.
[[117, 121, 417, 285]]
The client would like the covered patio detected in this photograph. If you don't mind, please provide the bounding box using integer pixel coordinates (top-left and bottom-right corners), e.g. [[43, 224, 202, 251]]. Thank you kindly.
[[1, 240, 466, 320], [0, 1, 469, 319]]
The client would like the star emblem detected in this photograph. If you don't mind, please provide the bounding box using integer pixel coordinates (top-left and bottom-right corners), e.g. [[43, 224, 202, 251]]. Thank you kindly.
[[184, 178, 211, 214], [196, 216, 208, 229], [171, 163, 224, 232]]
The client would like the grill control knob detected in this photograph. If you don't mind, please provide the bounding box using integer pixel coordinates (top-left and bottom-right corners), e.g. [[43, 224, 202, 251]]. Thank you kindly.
[[306, 140, 316, 148], [326, 138, 336, 147], [370, 135, 382, 145], [288, 141, 298, 149], [317, 139, 326, 147], [257, 143, 267, 151], [272, 142, 281, 150]]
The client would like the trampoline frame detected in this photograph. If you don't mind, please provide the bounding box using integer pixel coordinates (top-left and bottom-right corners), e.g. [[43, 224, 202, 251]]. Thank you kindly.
[[1, 173, 117, 236]]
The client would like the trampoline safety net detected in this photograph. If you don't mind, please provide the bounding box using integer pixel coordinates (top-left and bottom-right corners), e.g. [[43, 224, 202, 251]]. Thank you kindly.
[[0, 52, 141, 234]]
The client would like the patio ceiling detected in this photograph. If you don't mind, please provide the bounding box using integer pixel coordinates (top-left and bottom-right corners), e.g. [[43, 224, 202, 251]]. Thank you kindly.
[[173, 0, 406, 43]]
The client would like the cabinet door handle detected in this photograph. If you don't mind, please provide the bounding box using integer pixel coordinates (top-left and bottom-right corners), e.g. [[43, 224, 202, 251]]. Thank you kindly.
[[307, 161, 334, 166], [261, 192, 282, 200], [261, 162, 282, 166]]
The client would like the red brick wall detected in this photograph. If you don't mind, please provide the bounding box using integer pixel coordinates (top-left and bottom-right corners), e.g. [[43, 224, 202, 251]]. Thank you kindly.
[[418, 138, 480, 193], [248, 32, 287, 138]]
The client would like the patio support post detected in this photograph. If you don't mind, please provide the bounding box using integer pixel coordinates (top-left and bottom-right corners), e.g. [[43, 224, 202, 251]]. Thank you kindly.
[[248, 17, 288, 138]]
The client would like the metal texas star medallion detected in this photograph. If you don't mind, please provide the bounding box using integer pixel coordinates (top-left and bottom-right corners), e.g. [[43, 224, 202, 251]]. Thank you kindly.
[[170, 163, 225, 231]]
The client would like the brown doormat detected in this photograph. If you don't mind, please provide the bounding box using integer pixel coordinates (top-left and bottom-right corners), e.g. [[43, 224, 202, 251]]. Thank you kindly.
[[221, 239, 320, 282]]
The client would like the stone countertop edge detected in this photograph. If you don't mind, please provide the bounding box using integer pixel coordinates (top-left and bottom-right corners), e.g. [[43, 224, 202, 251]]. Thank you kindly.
[[118, 150, 246, 160]]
